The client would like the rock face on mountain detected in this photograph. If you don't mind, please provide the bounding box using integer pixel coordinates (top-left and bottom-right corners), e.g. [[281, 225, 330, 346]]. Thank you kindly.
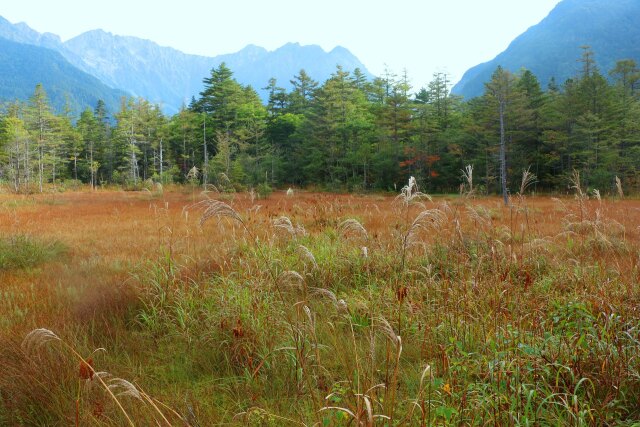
[[0, 16, 371, 114], [0, 35, 128, 114], [63, 32, 371, 113], [452, 0, 640, 98], [62, 30, 213, 113]]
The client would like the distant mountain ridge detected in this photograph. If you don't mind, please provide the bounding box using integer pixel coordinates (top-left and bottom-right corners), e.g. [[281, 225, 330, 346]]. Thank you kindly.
[[452, 0, 640, 98], [0, 34, 128, 114], [63, 29, 213, 113], [0, 17, 372, 114]]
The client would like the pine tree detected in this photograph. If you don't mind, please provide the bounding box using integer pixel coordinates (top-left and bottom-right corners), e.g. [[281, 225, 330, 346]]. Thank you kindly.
[[289, 69, 318, 115], [26, 84, 54, 192], [167, 107, 200, 181], [92, 100, 112, 184], [483, 67, 531, 204], [77, 108, 98, 187], [264, 78, 287, 116]]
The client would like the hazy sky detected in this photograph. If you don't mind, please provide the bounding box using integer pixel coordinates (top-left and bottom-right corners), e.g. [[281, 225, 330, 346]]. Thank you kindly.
[[2, 0, 561, 88]]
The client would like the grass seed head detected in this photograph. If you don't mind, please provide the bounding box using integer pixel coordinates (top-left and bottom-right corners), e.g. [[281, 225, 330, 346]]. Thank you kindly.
[[461, 164, 474, 197], [296, 245, 318, 269], [339, 218, 368, 240], [519, 167, 537, 195], [274, 216, 306, 238], [188, 199, 243, 226], [377, 317, 400, 347], [396, 176, 432, 206], [22, 328, 61, 353], [273, 215, 295, 234], [405, 209, 447, 247], [615, 176, 624, 198], [108, 378, 142, 400], [361, 246, 368, 258], [186, 166, 200, 181], [278, 270, 305, 290]]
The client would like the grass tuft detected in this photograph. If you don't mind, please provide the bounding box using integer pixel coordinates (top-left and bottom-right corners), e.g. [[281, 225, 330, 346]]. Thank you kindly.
[[0, 235, 66, 270]]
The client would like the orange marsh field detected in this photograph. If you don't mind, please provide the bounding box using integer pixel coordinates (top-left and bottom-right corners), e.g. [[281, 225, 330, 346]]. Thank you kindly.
[[0, 188, 640, 425]]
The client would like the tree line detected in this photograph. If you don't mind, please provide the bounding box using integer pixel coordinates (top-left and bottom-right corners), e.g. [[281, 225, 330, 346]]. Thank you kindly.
[[1, 46, 639, 195]]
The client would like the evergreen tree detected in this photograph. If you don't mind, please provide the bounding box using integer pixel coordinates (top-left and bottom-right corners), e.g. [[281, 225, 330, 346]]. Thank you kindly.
[[288, 69, 318, 115], [264, 78, 287, 116], [0, 108, 31, 192], [166, 106, 200, 181], [26, 84, 54, 192], [483, 67, 531, 204], [0, 58, 638, 194], [77, 108, 98, 187]]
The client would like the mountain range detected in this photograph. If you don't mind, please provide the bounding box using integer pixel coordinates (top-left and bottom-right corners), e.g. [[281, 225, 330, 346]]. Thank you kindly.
[[0, 35, 128, 115], [452, 0, 640, 98], [0, 16, 371, 114], [2, 0, 640, 113]]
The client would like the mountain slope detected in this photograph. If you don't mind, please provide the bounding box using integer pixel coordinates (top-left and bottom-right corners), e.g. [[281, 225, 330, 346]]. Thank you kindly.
[[226, 43, 370, 94], [63, 29, 213, 114], [0, 36, 128, 114], [63, 31, 372, 113], [0, 16, 372, 114], [452, 0, 640, 98], [0, 15, 93, 74]]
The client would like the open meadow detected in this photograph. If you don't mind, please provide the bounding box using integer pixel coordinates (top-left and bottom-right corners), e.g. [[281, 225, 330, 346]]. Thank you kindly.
[[0, 186, 639, 425]]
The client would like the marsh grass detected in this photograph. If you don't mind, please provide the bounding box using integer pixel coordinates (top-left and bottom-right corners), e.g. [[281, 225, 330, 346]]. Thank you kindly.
[[0, 235, 66, 270], [1, 189, 640, 425], [16, 328, 183, 426]]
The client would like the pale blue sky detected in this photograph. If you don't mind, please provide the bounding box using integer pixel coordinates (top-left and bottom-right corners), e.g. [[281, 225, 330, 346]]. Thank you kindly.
[[2, 0, 561, 89]]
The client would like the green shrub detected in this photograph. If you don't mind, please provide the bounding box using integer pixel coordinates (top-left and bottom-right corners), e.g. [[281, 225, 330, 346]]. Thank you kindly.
[[0, 235, 66, 270], [256, 182, 272, 199]]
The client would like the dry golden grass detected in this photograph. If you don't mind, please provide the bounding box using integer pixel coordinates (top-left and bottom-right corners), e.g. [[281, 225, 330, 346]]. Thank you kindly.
[[0, 189, 637, 317], [0, 189, 638, 340], [0, 188, 639, 425]]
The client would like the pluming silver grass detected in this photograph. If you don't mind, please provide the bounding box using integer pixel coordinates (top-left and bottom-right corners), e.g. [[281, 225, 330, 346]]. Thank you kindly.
[[188, 199, 243, 226], [202, 183, 220, 193], [570, 169, 586, 199], [303, 305, 313, 323], [361, 246, 368, 259], [278, 270, 305, 290], [439, 201, 454, 216], [310, 287, 348, 313], [22, 328, 61, 353], [273, 216, 307, 238], [247, 204, 262, 214], [615, 176, 624, 198], [217, 172, 231, 186], [273, 216, 295, 235], [339, 219, 368, 240], [377, 317, 401, 347], [461, 164, 474, 197], [396, 176, 432, 207], [337, 299, 348, 313], [108, 378, 142, 400], [185, 166, 199, 181], [297, 245, 318, 269], [303, 305, 318, 331], [466, 206, 490, 226], [310, 287, 338, 305], [404, 209, 446, 248], [519, 167, 537, 195]]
